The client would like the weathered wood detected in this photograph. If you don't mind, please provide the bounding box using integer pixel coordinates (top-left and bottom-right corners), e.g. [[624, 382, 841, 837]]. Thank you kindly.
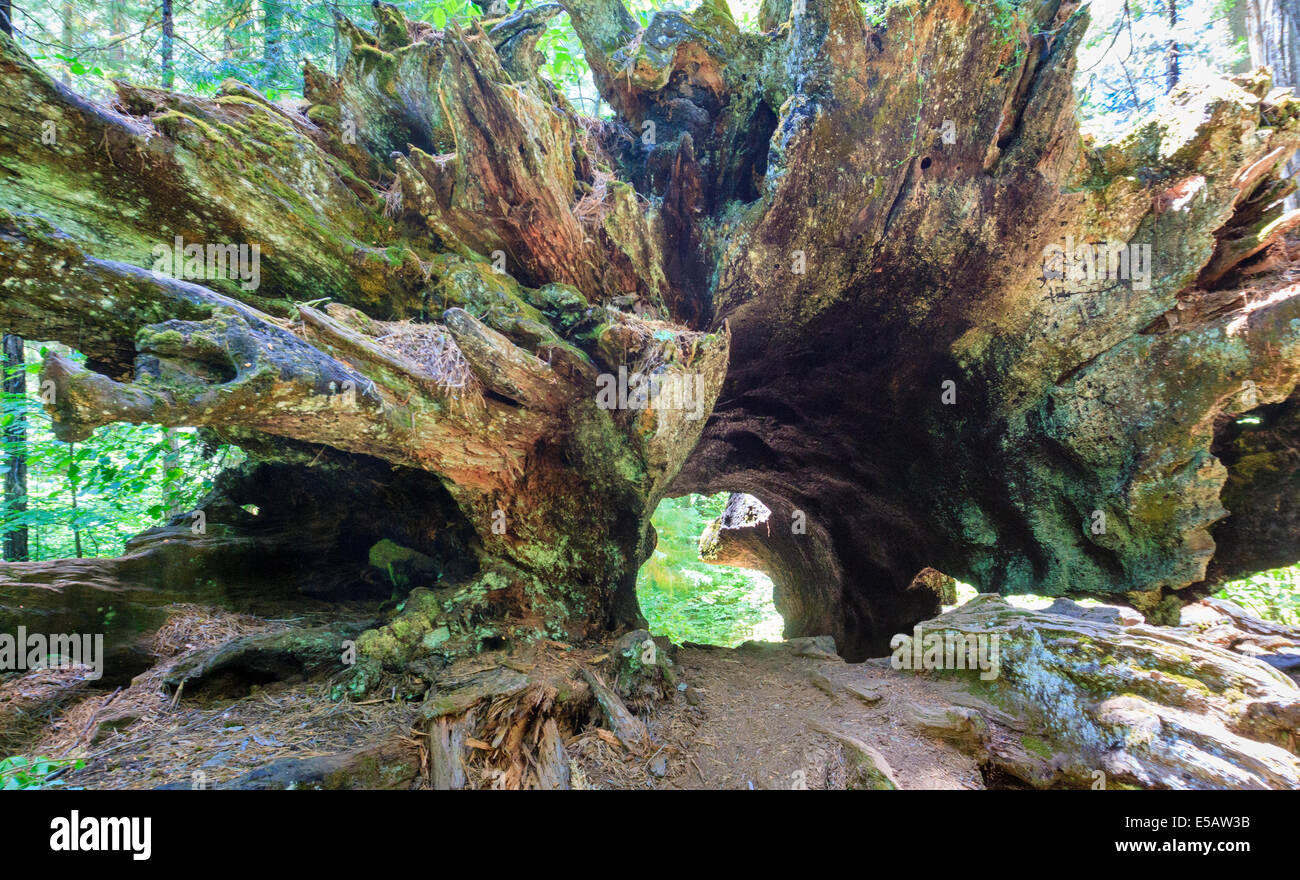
[[897, 595, 1300, 789], [580, 666, 650, 753], [809, 721, 900, 790], [161, 624, 368, 697], [159, 739, 421, 790], [428, 712, 473, 790], [2, 0, 1299, 682], [532, 718, 572, 790]]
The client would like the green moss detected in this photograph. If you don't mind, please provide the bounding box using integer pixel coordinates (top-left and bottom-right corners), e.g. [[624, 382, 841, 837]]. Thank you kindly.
[[307, 104, 341, 126], [141, 328, 186, 350], [1158, 671, 1214, 696], [1021, 734, 1054, 760], [152, 110, 226, 147], [352, 46, 401, 96]]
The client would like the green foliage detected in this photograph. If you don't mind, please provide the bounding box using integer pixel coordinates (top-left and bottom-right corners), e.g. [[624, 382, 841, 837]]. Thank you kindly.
[[0, 755, 84, 789], [637, 493, 783, 646], [1076, 0, 1250, 136], [14, 0, 491, 99], [1, 341, 239, 561], [11, 0, 737, 117], [8, 0, 1256, 135], [1216, 565, 1300, 626], [537, 12, 600, 114]]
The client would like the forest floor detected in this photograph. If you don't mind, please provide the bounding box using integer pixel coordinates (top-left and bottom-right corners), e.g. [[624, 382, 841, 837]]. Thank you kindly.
[[1, 605, 419, 790], [1, 602, 992, 790], [629, 643, 984, 790]]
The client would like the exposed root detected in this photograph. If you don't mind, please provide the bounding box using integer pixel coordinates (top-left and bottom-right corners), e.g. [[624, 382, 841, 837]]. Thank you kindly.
[[414, 632, 682, 789]]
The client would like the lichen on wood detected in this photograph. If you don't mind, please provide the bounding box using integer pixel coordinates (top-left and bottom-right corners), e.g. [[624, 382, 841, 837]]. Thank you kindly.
[[2, 0, 1300, 789]]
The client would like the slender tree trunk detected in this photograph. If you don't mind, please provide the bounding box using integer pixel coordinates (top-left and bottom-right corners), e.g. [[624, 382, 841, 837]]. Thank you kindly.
[[263, 0, 286, 87], [161, 0, 174, 89], [0, 1, 12, 37], [331, 3, 343, 76], [1166, 0, 1180, 92], [225, 0, 250, 61], [163, 428, 182, 517], [59, 1, 73, 85], [1247, 0, 1300, 84], [68, 442, 82, 559], [2, 334, 27, 562], [1246, 0, 1300, 207], [108, 0, 126, 68]]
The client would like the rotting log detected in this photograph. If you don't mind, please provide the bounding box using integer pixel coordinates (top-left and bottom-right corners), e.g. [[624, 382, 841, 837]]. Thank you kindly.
[[1, 0, 1299, 704], [0, 2, 729, 686], [897, 595, 1300, 789]]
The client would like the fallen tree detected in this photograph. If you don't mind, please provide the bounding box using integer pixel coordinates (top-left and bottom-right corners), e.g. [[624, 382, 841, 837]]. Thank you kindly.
[[898, 594, 1300, 789], [2, 0, 1300, 786], [0, 2, 730, 684]]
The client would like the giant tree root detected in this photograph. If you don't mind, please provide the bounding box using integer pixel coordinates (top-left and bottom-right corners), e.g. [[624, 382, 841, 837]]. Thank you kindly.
[[161, 623, 371, 699], [2, 0, 1299, 672], [414, 630, 676, 789], [896, 595, 1300, 789], [16, 594, 1300, 789], [137, 601, 1300, 789]]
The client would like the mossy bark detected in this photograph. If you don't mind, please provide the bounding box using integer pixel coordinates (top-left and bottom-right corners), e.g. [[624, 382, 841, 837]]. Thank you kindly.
[[2, 0, 1300, 680], [0, 7, 727, 680]]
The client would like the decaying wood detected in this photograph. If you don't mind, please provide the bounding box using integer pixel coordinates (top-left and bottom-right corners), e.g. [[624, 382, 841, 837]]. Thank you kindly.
[[428, 712, 473, 791], [163, 739, 422, 790], [581, 666, 650, 753], [1, 0, 1300, 790], [809, 720, 900, 790], [897, 595, 1300, 789], [161, 624, 367, 696], [533, 718, 572, 790]]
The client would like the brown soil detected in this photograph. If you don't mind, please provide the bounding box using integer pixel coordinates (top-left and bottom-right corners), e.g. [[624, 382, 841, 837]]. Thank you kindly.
[[606, 644, 984, 790], [2, 606, 986, 790]]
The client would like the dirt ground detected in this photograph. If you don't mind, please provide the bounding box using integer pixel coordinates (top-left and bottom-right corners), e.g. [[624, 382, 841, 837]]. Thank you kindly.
[[1, 605, 986, 790], [645, 644, 983, 790]]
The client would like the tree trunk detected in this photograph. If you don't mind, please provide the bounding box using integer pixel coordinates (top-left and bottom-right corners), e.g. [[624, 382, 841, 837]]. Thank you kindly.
[[161, 0, 174, 89], [0, 0, 1297, 694], [224, 0, 249, 63], [2, 334, 27, 562], [59, 1, 73, 85], [899, 594, 1300, 789], [162, 428, 181, 518], [263, 0, 286, 87], [108, 1, 127, 69], [67, 442, 81, 558], [1246, 0, 1300, 88], [1246, 0, 1300, 208], [1165, 0, 1180, 92]]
